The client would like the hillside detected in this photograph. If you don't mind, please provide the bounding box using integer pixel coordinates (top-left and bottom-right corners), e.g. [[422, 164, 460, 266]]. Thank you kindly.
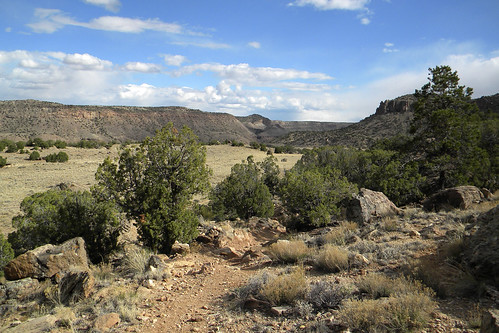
[[0, 100, 349, 144], [237, 114, 352, 141], [0, 100, 256, 144], [273, 93, 499, 148]]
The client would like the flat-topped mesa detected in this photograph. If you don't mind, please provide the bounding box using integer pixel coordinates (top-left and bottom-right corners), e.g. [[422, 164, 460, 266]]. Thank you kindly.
[[375, 94, 417, 115]]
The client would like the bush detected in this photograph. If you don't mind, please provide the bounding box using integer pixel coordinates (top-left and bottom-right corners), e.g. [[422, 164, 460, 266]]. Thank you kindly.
[[323, 221, 358, 246], [260, 267, 308, 306], [267, 240, 310, 263], [54, 140, 67, 149], [314, 244, 349, 272], [0, 233, 14, 278], [94, 123, 211, 253], [29, 151, 41, 160], [27, 137, 51, 149], [44, 151, 69, 163], [0, 156, 6, 168], [307, 280, 351, 310], [281, 168, 356, 228], [6, 142, 17, 153], [8, 189, 124, 263], [211, 156, 274, 220]]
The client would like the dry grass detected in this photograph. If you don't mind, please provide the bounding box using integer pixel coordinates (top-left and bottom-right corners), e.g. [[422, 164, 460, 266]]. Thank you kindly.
[[323, 221, 358, 246], [260, 266, 308, 306], [119, 244, 151, 279], [267, 239, 310, 263], [339, 282, 436, 332], [314, 244, 349, 273], [0, 145, 301, 234]]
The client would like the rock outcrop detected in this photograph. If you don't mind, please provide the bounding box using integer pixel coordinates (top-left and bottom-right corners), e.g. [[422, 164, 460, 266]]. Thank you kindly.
[[423, 186, 485, 212], [375, 94, 417, 115], [462, 205, 499, 287], [343, 188, 401, 224], [4, 237, 89, 281]]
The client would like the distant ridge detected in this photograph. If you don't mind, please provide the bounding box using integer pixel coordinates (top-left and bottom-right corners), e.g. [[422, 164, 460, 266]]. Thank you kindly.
[[271, 93, 499, 148]]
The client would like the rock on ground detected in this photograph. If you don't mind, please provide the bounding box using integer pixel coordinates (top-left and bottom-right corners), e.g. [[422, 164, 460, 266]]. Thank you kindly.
[[423, 186, 485, 212], [4, 237, 89, 281], [343, 188, 400, 224]]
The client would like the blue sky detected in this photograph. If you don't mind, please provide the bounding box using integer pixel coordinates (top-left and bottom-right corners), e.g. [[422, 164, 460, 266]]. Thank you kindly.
[[0, 0, 498, 121]]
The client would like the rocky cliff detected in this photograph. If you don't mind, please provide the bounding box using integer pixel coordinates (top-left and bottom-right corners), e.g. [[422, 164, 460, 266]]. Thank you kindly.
[[0, 100, 256, 143]]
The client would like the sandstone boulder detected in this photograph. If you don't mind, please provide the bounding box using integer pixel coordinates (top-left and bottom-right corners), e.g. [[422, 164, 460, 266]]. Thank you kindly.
[[481, 309, 499, 333], [247, 217, 286, 240], [171, 241, 190, 255], [58, 268, 95, 305], [0, 278, 40, 302], [423, 186, 484, 212], [343, 188, 400, 224], [4, 237, 89, 281], [94, 313, 120, 332], [462, 205, 499, 287]]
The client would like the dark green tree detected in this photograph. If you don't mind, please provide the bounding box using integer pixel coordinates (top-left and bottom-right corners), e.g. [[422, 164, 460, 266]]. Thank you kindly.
[[281, 168, 356, 228], [94, 123, 211, 253], [0, 156, 6, 168], [211, 156, 274, 220], [411, 65, 490, 192]]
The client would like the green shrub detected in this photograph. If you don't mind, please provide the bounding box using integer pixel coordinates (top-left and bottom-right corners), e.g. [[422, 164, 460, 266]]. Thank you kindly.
[[29, 151, 41, 160], [16, 141, 26, 150], [0, 233, 14, 278], [44, 151, 69, 163], [27, 137, 51, 149], [94, 123, 211, 253], [231, 141, 244, 147], [54, 140, 67, 149], [8, 189, 124, 263], [281, 168, 356, 228], [211, 156, 274, 220], [6, 142, 17, 153], [0, 156, 6, 168]]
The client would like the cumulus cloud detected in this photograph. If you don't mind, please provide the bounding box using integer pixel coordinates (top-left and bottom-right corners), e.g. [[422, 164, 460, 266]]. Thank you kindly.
[[248, 41, 261, 49], [83, 0, 121, 12], [63, 53, 112, 70], [383, 42, 399, 53], [28, 8, 184, 34], [163, 54, 187, 67], [122, 62, 162, 73], [2, 49, 498, 122]]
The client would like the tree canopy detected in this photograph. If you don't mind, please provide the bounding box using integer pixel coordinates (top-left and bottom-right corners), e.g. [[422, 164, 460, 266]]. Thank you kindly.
[[94, 123, 211, 253]]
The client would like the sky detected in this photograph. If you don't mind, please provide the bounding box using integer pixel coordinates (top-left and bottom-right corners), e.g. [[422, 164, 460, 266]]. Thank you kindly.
[[0, 0, 498, 122]]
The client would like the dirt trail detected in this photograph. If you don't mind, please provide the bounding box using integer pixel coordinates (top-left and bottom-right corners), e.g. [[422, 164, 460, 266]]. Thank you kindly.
[[133, 252, 253, 333]]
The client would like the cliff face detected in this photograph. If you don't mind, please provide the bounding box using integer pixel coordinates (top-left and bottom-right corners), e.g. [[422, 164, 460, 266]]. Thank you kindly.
[[375, 94, 417, 115], [0, 100, 256, 143]]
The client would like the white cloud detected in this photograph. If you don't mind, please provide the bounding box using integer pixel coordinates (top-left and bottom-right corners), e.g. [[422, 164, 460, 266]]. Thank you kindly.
[[28, 8, 184, 34], [444, 54, 499, 97], [360, 17, 370, 25], [5, 27, 12, 33], [2, 48, 497, 122], [173, 63, 333, 87], [290, 0, 370, 11], [248, 41, 261, 49], [163, 54, 187, 67], [382, 42, 399, 53], [122, 62, 162, 73], [63, 53, 112, 70], [83, 0, 121, 12]]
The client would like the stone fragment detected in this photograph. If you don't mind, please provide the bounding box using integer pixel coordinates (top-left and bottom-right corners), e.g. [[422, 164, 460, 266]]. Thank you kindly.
[[94, 313, 120, 332], [481, 309, 499, 333]]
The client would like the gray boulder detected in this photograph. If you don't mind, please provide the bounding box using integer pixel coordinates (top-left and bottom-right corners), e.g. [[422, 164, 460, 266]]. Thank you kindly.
[[423, 186, 484, 211], [344, 188, 400, 224]]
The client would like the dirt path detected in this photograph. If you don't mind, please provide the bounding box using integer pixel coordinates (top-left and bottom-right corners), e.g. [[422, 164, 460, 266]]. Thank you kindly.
[[132, 252, 253, 333]]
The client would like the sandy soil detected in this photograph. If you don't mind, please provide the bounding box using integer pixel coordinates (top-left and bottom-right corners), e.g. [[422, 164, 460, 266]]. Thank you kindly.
[[0, 145, 301, 234]]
